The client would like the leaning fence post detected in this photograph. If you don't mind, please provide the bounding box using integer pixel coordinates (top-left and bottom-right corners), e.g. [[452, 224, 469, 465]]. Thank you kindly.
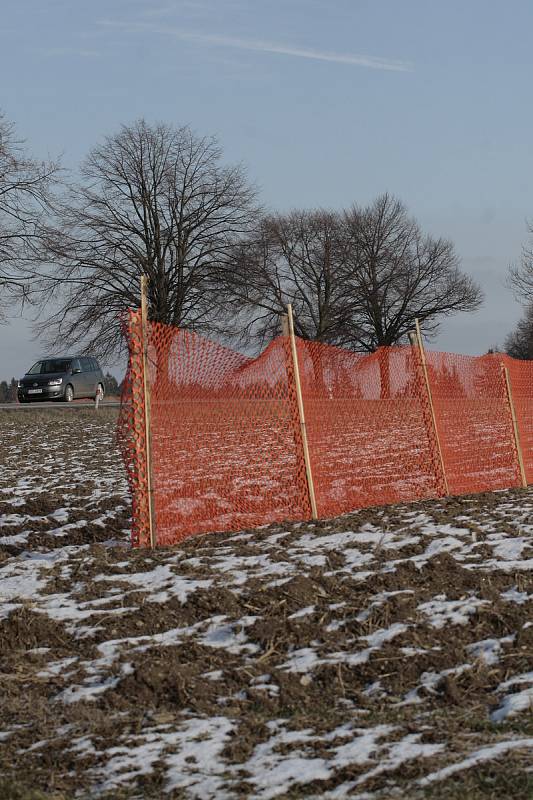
[[412, 319, 449, 496], [287, 304, 318, 520], [140, 275, 157, 548], [502, 363, 527, 488]]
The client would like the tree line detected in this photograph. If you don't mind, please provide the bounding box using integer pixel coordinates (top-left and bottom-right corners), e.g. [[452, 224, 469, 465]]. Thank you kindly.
[[1, 110, 531, 360], [0, 379, 18, 403]]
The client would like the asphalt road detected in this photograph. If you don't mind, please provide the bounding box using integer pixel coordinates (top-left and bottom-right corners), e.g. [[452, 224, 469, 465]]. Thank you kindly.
[[0, 401, 120, 410]]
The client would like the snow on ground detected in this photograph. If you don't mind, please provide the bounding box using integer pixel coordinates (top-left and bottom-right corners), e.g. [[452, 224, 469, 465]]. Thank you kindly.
[[0, 408, 532, 799]]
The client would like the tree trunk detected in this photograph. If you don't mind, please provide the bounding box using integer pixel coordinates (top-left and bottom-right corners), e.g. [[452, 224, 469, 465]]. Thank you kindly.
[[309, 342, 327, 396], [379, 349, 391, 400], [153, 328, 173, 397]]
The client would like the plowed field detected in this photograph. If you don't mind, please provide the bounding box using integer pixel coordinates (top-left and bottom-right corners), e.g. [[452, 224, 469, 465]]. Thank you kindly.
[[0, 408, 532, 799]]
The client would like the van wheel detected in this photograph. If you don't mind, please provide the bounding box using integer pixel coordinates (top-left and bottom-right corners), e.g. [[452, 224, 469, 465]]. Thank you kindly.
[[63, 385, 74, 403]]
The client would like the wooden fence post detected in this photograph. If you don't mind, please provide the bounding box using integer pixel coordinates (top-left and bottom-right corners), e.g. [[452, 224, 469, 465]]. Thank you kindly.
[[140, 275, 157, 548], [502, 364, 527, 488], [412, 319, 449, 496], [287, 304, 318, 519]]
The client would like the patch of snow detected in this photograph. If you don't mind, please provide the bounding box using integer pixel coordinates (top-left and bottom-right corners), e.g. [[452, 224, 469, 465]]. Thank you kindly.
[[58, 676, 120, 704], [265, 576, 293, 588], [417, 594, 488, 628], [239, 724, 330, 799], [263, 531, 291, 545], [96, 564, 212, 604], [481, 558, 533, 572], [0, 532, 30, 546], [92, 716, 235, 798], [423, 536, 465, 557], [279, 647, 321, 673], [203, 670, 223, 681], [37, 657, 79, 677], [0, 602, 21, 619], [297, 554, 327, 567], [352, 733, 444, 786], [501, 587, 530, 604], [362, 681, 383, 697], [200, 615, 259, 655], [419, 739, 533, 785], [49, 508, 70, 523], [400, 664, 471, 705], [0, 549, 70, 601], [238, 723, 441, 799], [360, 623, 408, 647], [491, 537, 530, 560], [288, 606, 315, 619], [69, 735, 97, 755], [467, 635, 514, 666], [498, 671, 533, 690], [491, 689, 533, 722], [165, 717, 236, 797]]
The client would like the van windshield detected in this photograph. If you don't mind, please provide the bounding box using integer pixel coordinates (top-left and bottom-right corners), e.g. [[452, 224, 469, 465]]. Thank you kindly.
[[27, 359, 72, 375]]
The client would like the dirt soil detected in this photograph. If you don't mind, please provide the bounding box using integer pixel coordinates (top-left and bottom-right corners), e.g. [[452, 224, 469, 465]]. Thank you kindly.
[[0, 408, 532, 799]]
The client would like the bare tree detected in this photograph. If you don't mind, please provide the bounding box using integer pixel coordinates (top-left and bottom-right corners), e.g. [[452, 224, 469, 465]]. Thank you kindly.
[[232, 195, 482, 396], [36, 119, 258, 360], [505, 304, 533, 359], [232, 195, 482, 350], [502, 221, 533, 360], [341, 194, 483, 351], [508, 221, 533, 303], [0, 112, 59, 320], [228, 210, 354, 347], [343, 194, 484, 396]]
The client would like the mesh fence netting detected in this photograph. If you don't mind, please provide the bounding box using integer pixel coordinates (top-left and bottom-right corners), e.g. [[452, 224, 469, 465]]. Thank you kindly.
[[296, 339, 445, 516], [501, 355, 533, 484], [119, 311, 310, 546], [424, 351, 521, 495], [118, 311, 528, 546]]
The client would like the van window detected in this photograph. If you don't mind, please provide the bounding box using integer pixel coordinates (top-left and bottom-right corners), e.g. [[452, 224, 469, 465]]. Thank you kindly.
[[27, 359, 72, 375]]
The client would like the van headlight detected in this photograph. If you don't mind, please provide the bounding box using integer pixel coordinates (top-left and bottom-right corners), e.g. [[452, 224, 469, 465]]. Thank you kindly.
[[48, 378, 63, 386]]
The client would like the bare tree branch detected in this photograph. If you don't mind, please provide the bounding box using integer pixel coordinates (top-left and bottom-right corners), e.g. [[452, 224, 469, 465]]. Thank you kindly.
[[505, 302, 533, 359], [341, 194, 483, 350], [508, 219, 533, 308], [0, 111, 60, 321], [34, 119, 259, 359], [229, 195, 483, 353], [226, 209, 355, 348]]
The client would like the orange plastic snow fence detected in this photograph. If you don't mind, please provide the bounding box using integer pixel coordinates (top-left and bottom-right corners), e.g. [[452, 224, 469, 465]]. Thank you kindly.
[[119, 310, 311, 546], [424, 351, 522, 496], [118, 310, 529, 547], [296, 339, 446, 517], [500, 354, 533, 484]]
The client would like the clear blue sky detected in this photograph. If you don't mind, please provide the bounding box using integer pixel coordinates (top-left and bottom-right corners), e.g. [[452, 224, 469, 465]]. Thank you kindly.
[[1, 0, 532, 377]]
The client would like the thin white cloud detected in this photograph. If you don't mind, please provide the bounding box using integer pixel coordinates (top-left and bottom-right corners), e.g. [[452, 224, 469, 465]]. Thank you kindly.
[[99, 20, 413, 72], [139, 1, 219, 17], [42, 47, 100, 58]]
